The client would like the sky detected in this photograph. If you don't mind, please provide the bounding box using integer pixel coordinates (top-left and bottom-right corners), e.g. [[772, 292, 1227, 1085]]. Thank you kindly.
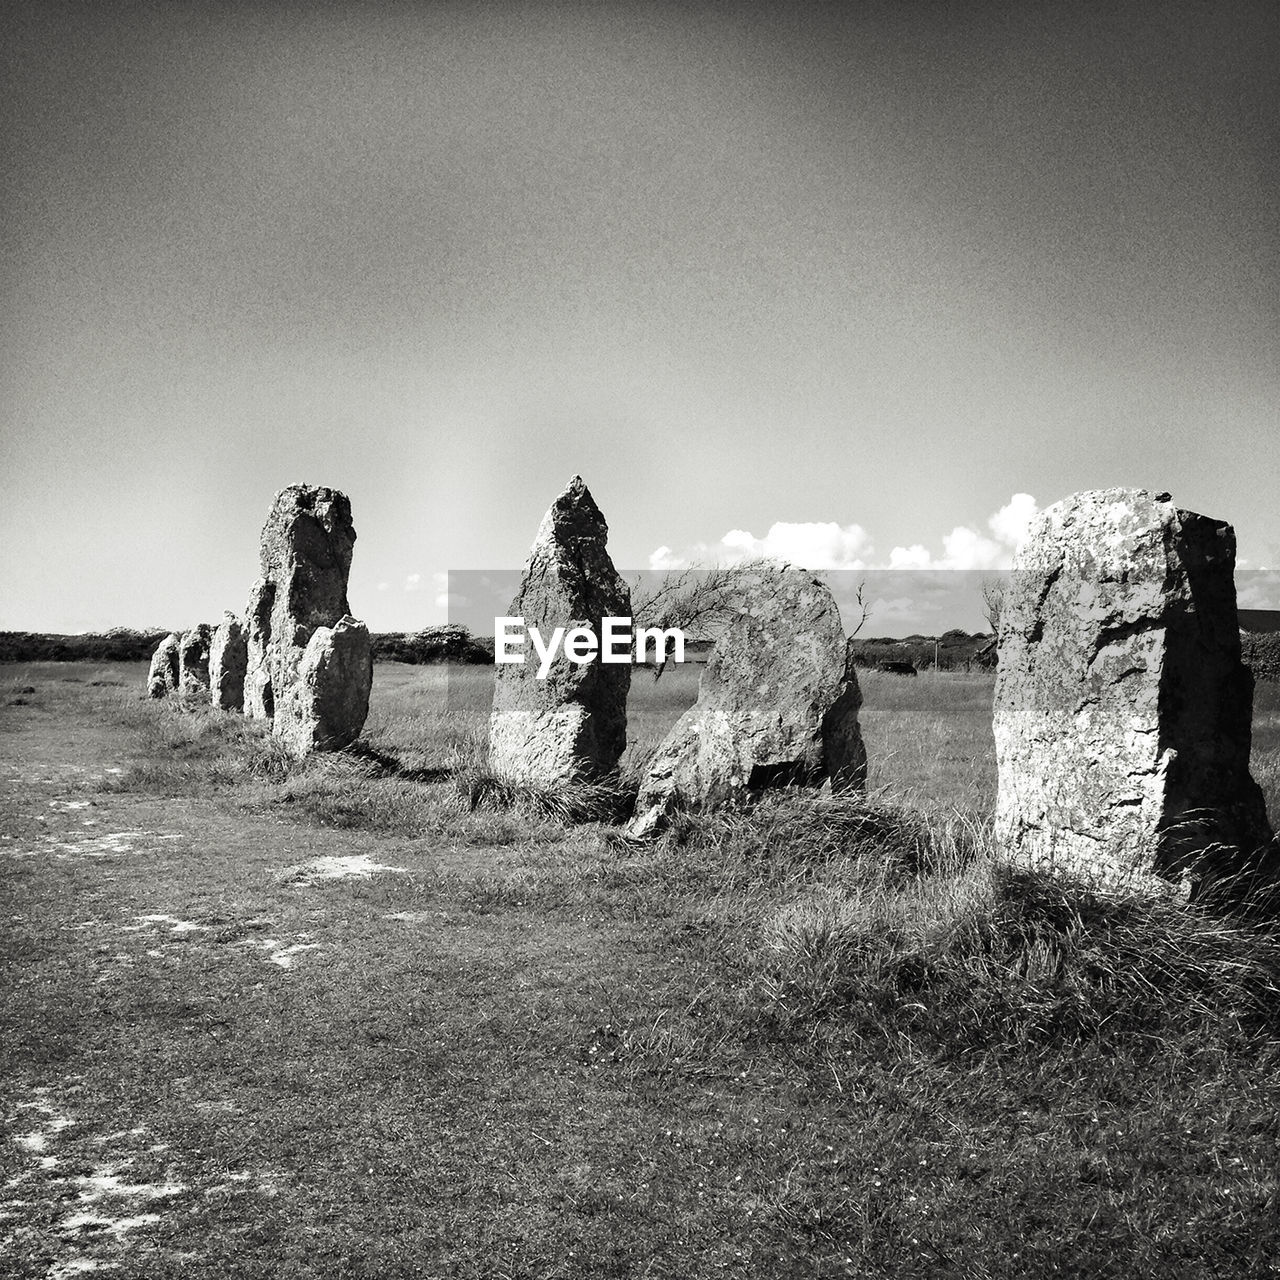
[[3, 0, 1277, 635]]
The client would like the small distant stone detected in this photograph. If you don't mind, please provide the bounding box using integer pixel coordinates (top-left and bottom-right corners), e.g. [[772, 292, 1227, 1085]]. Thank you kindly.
[[243, 578, 275, 721], [209, 612, 248, 712], [146, 633, 180, 699], [177, 625, 213, 697]]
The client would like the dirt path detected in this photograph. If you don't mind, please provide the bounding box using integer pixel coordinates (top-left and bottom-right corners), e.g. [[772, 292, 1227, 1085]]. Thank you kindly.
[[1, 672, 722, 1280]]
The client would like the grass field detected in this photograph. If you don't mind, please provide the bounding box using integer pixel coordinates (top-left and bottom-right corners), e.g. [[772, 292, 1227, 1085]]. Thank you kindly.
[[3, 662, 1280, 1278]]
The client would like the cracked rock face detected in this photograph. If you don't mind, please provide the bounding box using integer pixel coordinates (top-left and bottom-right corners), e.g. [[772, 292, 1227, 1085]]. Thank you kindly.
[[627, 563, 867, 839], [241, 485, 370, 754], [994, 488, 1272, 886], [275, 616, 373, 757], [243, 578, 275, 720], [488, 476, 631, 784], [177, 624, 212, 696], [209, 611, 248, 712], [146, 633, 180, 699]]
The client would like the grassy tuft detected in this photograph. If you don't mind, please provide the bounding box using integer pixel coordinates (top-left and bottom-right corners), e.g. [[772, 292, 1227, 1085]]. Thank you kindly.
[[458, 766, 638, 825]]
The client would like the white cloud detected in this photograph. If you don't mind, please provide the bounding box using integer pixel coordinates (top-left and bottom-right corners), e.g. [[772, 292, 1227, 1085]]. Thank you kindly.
[[727, 521, 874, 570], [1237, 571, 1280, 610], [649, 522, 875, 573], [430, 571, 468, 611], [376, 581, 389, 592], [939, 525, 1005, 571], [881, 494, 1039, 571], [987, 493, 1039, 549], [404, 573, 422, 591], [887, 544, 931, 570], [646, 497, 1038, 574]]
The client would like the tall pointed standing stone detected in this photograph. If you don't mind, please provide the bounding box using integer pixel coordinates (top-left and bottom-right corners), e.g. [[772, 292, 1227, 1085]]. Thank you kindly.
[[241, 484, 372, 755], [488, 476, 631, 784], [994, 488, 1272, 887]]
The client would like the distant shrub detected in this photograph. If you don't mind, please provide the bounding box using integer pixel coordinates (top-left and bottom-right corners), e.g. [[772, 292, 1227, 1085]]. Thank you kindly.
[[371, 625, 493, 665], [1242, 632, 1280, 683], [0, 628, 170, 663], [849, 632, 994, 672]]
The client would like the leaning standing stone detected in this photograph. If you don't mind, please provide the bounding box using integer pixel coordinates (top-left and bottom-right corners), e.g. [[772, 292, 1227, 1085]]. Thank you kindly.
[[146, 632, 181, 699], [275, 617, 373, 757], [209, 611, 248, 712], [993, 487, 1272, 887], [488, 475, 631, 785], [627, 563, 866, 838], [177, 624, 213, 697]]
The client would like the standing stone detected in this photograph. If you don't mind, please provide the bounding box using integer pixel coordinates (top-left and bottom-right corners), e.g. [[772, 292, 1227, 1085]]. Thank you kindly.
[[209, 611, 248, 712], [275, 617, 374, 756], [627, 563, 867, 839], [242, 484, 371, 755], [177, 624, 213, 697], [146, 632, 181, 699], [243, 578, 275, 721], [489, 476, 631, 784], [994, 488, 1272, 887]]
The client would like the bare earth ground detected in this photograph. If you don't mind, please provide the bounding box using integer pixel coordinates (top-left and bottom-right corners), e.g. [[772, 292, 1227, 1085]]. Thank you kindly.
[[2, 664, 1280, 1279]]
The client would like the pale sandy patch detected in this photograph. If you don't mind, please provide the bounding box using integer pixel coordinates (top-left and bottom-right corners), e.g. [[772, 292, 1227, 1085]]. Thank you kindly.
[[41, 831, 184, 858], [72, 1166, 184, 1204], [281, 853, 406, 885], [239, 936, 321, 969], [124, 915, 205, 934], [14, 1095, 73, 1155], [59, 1209, 162, 1239], [49, 1259, 102, 1279]]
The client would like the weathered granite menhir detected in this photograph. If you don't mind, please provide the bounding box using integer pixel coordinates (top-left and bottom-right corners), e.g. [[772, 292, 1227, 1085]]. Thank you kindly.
[[177, 624, 212, 697], [627, 562, 867, 839], [994, 488, 1272, 888], [488, 476, 631, 785], [242, 484, 372, 756], [146, 632, 181, 699], [209, 612, 248, 712]]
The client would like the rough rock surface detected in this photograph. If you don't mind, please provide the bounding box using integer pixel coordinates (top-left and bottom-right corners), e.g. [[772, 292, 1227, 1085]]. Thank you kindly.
[[209, 612, 248, 712], [993, 488, 1272, 886], [146, 633, 181, 699], [627, 563, 867, 838], [488, 476, 631, 784], [240, 485, 369, 752], [177, 625, 212, 697], [275, 616, 373, 757], [243, 578, 275, 720]]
